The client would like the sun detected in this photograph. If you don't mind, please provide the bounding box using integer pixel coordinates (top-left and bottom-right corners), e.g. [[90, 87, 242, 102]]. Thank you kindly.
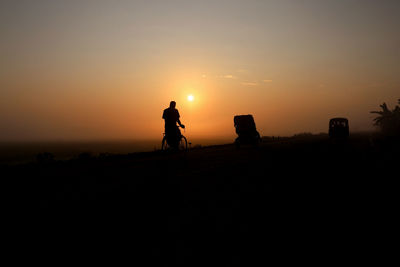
[[187, 94, 194, 102]]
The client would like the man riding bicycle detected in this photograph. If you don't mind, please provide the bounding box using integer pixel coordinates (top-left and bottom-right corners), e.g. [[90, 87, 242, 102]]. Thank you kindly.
[[162, 101, 185, 148]]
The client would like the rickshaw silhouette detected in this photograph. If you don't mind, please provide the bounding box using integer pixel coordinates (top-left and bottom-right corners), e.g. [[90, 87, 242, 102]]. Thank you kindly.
[[234, 114, 261, 148], [329, 118, 349, 139]]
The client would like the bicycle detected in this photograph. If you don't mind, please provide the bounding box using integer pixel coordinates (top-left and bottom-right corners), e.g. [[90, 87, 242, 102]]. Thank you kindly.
[[161, 125, 188, 152]]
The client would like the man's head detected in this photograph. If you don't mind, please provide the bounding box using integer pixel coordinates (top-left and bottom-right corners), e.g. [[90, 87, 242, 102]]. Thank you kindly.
[[170, 101, 176, 108]]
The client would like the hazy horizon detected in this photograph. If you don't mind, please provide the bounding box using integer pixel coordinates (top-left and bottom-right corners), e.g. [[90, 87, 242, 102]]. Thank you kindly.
[[0, 130, 377, 143], [1, 0, 399, 141]]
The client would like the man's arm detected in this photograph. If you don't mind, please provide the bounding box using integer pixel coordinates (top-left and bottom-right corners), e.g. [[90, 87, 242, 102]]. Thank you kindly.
[[177, 110, 184, 128]]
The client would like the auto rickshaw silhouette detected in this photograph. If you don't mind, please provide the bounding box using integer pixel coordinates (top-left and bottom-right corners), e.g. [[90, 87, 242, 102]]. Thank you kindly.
[[329, 118, 349, 139]]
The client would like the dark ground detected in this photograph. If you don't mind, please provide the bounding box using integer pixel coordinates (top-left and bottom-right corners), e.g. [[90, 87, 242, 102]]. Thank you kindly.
[[2, 133, 398, 265]]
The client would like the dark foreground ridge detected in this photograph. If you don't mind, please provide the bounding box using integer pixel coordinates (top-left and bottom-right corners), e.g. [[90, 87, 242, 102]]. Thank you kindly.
[[3, 133, 398, 264]]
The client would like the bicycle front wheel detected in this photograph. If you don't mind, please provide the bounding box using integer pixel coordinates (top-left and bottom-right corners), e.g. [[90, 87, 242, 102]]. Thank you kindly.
[[179, 135, 188, 151]]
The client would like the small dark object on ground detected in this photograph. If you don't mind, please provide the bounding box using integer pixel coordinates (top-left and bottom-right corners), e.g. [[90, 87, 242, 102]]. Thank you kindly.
[[234, 114, 261, 147]]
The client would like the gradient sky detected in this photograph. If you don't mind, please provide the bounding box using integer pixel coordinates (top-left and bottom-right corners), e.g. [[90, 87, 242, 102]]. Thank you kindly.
[[1, 0, 399, 141]]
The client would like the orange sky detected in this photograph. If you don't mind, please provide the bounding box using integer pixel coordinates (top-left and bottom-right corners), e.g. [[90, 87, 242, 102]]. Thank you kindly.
[[1, 0, 399, 141]]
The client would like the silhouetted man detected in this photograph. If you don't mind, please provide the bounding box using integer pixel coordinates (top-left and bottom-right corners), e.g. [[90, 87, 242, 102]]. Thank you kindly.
[[162, 101, 185, 146]]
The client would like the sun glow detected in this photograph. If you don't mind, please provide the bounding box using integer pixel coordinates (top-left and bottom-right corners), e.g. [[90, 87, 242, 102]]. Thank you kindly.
[[187, 95, 194, 102]]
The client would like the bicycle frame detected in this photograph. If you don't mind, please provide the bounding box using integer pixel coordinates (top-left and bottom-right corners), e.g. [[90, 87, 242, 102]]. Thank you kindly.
[[162, 125, 187, 151]]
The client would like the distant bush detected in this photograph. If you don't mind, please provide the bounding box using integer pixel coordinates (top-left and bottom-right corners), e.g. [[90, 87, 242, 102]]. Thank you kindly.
[[261, 136, 277, 142], [77, 152, 93, 160], [371, 99, 400, 136], [293, 132, 313, 138], [99, 153, 113, 159], [36, 152, 54, 163]]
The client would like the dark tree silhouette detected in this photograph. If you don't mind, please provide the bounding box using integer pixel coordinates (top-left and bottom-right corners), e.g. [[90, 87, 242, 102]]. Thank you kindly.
[[371, 99, 400, 136]]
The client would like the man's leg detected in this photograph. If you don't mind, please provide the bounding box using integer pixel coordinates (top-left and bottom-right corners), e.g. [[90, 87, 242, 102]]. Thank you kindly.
[[176, 126, 181, 138], [165, 126, 175, 148], [172, 126, 181, 148]]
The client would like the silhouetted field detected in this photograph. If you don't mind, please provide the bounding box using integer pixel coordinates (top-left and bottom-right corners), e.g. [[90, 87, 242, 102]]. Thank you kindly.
[[3, 133, 398, 264], [0, 138, 232, 164]]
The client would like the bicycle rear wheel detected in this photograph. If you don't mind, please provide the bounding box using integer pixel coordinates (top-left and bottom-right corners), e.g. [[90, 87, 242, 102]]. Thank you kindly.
[[161, 136, 169, 151]]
